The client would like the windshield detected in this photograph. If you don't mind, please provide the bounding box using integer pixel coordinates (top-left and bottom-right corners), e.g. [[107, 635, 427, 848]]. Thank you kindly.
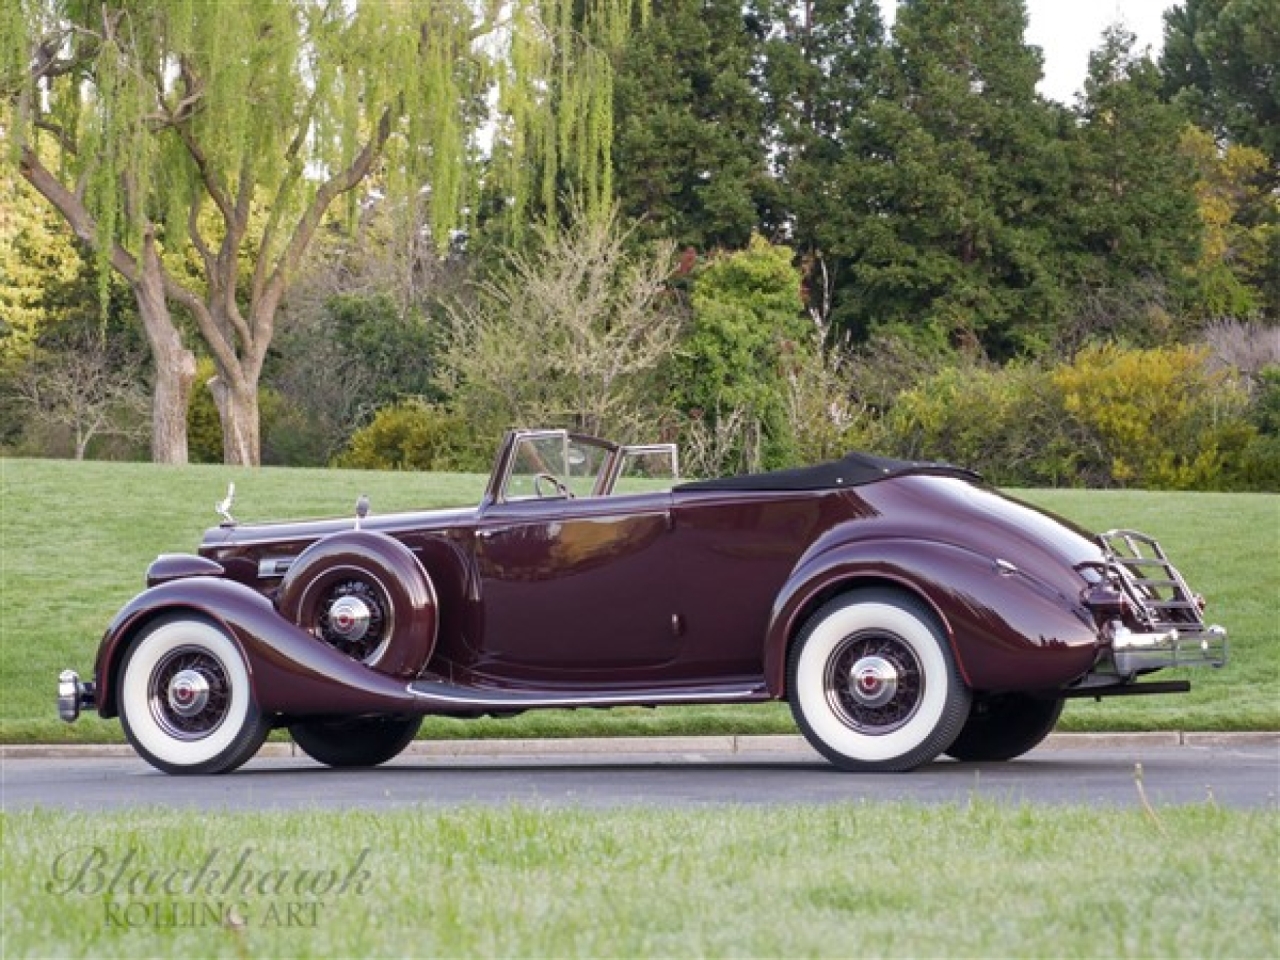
[[503, 433, 613, 500]]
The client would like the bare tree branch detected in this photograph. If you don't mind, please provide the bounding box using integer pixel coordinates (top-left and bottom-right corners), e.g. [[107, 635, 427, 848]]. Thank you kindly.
[[14, 330, 150, 460]]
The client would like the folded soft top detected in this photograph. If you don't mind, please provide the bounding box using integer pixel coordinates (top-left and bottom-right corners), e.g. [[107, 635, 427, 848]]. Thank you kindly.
[[674, 451, 978, 492]]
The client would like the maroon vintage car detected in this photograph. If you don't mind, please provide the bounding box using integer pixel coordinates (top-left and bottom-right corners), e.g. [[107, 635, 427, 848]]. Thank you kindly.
[[59, 429, 1226, 775]]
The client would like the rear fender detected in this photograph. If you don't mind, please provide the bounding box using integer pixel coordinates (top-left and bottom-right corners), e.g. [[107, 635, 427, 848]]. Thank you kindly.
[[763, 538, 1100, 697], [93, 578, 419, 719]]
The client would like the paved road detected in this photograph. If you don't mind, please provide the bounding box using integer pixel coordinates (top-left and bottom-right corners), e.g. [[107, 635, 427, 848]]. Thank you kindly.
[[3, 734, 1276, 811]]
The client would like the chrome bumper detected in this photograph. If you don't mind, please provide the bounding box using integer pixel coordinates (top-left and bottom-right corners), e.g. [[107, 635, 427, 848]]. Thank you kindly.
[[57, 670, 96, 722], [1109, 624, 1228, 676]]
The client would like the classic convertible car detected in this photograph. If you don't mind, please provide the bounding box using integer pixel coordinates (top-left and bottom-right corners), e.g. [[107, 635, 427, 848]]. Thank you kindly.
[[59, 429, 1226, 775]]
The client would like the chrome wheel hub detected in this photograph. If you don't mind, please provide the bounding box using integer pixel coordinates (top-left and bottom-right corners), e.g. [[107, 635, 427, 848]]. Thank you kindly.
[[166, 669, 211, 717], [848, 655, 899, 709], [327, 595, 372, 643], [148, 647, 230, 741], [825, 630, 924, 735], [317, 580, 389, 663]]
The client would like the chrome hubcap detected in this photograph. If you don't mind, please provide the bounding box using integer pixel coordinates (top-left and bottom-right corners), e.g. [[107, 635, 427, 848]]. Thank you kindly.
[[166, 669, 211, 717], [825, 630, 923, 735], [317, 580, 389, 664], [327, 595, 372, 643], [848, 655, 899, 709], [148, 647, 230, 741]]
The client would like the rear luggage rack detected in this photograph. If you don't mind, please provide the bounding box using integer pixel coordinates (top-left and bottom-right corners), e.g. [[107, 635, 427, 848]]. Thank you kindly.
[[1093, 530, 1227, 674], [1098, 529, 1204, 629]]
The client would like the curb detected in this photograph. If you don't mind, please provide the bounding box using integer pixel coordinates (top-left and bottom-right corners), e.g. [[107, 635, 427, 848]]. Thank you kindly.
[[3, 731, 1277, 761]]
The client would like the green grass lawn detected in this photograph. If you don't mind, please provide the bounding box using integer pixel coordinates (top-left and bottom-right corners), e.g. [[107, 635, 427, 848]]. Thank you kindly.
[[3, 802, 1277, 958], [1, 458, 1276, 742]]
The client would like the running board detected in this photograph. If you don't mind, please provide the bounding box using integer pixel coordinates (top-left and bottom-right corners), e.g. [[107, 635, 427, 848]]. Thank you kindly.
[[406, 678, 769, 711]]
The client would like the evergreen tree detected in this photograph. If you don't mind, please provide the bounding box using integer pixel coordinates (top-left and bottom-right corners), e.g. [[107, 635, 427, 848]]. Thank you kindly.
[[611, 0, 774, 251], [1162, 0, 1280, 319], [0, 164, 86, 367], [1162, 0, 1280, 170], [764, 0, 888, 327], [1064, 25, 1202, 336], [825, 0, 1070, 357]]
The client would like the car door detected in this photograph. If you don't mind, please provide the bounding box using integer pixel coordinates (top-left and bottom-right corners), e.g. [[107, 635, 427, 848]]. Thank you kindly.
[[472, 493, 684, 675]]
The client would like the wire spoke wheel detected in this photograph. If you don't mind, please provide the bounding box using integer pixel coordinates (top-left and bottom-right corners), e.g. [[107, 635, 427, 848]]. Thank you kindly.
[[119, 616, 270, 775], [276, 531, 439, 679], [146, 646, 232, 741], [788, 589, 971, 772]]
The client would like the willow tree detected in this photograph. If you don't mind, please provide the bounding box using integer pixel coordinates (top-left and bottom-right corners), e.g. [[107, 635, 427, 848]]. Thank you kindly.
[[1, 0, 636, 464]]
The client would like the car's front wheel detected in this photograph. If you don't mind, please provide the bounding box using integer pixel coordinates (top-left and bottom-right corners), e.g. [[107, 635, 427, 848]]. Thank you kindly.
[[118, 616, 271, 775], [787, 589, 971, 772], [944, 693, 1064, 762], [288, 716, 423, 768]]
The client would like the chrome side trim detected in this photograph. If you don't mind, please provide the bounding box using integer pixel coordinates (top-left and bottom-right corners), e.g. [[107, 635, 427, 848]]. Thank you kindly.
[[405, 679, 768, 710], [257, 557, 295, 579]]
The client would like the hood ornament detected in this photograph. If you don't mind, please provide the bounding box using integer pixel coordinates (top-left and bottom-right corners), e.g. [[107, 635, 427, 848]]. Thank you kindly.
[[354, 493, 370, 530], [216, 482, 237, 527]]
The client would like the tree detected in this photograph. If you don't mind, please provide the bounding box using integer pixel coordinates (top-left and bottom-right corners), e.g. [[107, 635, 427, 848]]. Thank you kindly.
[[2, 0, 636, 464], [1161, 0, 1280, 169], [439, 206, 682, 441], [764, 0, 888, 318], [672, 235, 812, 472], [1180, 126, 1278, 321], [825, 0, 1072, 356], [14, 326, 149, 460], [611, 0, 774, 251], [1062, 25, 1202, 342], [0, 158, 88, 368], [1162, 0, 1280, 319]]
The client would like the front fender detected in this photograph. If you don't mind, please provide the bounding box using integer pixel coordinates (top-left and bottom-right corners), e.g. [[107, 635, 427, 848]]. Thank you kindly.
[[762, 538, 1101, 697], [93, 578, 419, 719]]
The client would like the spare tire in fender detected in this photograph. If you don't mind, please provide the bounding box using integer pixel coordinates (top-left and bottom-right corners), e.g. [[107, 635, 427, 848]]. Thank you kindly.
[[277, 530, 437, 679]]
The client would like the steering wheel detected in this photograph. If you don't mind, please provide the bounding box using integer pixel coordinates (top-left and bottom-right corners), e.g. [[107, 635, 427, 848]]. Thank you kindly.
[[533, 472, 573, 498]]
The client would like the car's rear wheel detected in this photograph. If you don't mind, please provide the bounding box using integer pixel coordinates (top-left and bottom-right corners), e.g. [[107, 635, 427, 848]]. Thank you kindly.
[[118, 616, 270, 775], [944, 693, 1064, 762], [787, 589, 971, 772], [289, 716, 423, 768]]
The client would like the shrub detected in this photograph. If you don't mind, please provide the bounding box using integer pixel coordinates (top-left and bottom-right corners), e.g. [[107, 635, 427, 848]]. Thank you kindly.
[[1052, 343, 1255, 489], [335, 401, 488, 472], [783, 336, 885, 468], [186, 358, 223, 464], [673, 235, 814, 472], [886, 361, 1069, 486], [1232, 366, 1280, 490]]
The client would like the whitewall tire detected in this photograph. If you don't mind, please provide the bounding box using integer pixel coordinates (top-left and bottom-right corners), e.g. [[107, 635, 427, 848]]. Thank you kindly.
[[118, 616, 270, 775], [787, 589, 971, 772]]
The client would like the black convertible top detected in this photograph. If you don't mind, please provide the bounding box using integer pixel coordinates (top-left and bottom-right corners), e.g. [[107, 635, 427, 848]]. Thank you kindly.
[[673, 451, 979, 493]]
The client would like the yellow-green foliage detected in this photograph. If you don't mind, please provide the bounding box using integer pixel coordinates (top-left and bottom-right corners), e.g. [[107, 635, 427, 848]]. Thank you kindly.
[[1053, 344, 1255, 489], [0, 168, 85, 364], [879, 343, 1271, 490], [335, 400, 486, 473]]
